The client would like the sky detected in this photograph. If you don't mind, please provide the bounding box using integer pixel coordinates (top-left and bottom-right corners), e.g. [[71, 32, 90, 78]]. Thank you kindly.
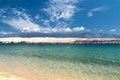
[[0, 0, 120, 34]]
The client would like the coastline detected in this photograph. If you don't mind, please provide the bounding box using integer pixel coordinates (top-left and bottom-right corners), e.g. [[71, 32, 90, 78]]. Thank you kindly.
[[0, 37, 120, 44]]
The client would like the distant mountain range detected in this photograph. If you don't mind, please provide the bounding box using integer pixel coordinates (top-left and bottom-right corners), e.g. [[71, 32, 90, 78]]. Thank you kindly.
[[0, 32, 120, 38]]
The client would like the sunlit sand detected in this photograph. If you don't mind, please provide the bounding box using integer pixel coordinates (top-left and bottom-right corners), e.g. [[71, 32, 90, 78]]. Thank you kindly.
[[0, 72, 26, 80], [0, 37, 120, 44]]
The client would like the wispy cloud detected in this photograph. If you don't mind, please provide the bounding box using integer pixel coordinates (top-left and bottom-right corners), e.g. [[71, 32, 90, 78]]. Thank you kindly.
[[110, 29, 116, 32], [0, 9, 5, 14], [98, 29, 104, 33], [2, 9, 86, 33], [87, 12, 93, 17], [2, 10, 41, 32], [42, 0, 82, 31], [35, 14, 40, 19], [0, 1, 86, 33], [0, 8, 7, 19], [73, 26, 85, 32], [0, 31, 13, 35], [40, 26, 85, 33], [87, 6, 109, 17], [91, 7, 108, 12], [43, 0, 80, 22], [41, 0, 83, 33], [55, 26, 85, 32], [3, 18, 41, 32]]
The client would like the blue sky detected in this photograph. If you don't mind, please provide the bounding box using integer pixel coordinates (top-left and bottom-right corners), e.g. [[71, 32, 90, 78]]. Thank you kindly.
[[0, 0, 120, 34]]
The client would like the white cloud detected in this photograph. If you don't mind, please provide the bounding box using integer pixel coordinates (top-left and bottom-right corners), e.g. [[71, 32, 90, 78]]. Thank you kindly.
[[3, 18, 41, 32], [62, 27, 72, 32], [110, 29, 116, 32], [40, 26, 86, 33], [91, 7, 107, 12], [51, 26, 86, 33], [73, 26, 85, 31], [55, 27, 69, 32], [35, 14, 40, 19], [87, 12, 93, 17], [87, 6, 109, 17], [43, 0, 80, 22], [0, 9, 5, 14], [0, 31, 13, 35], [0, 8, 7, 18], [1, 8, 86, 33], [2, 10, 41, 32], [42, 0, 83, 33], [53, 27, 72, 33]]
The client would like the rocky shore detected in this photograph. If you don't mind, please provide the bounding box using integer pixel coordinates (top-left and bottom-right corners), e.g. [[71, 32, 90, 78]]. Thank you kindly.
[[0, 37, 120, 44]]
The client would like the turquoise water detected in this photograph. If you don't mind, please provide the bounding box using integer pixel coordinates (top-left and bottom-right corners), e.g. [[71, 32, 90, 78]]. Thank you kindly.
[[0, 44, 120, 80]]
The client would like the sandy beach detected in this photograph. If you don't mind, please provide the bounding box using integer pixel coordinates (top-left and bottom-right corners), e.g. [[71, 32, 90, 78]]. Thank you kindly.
[[0, 37, 120, 44], [0, 37, 78, 44], [0, 72, 26, 80]]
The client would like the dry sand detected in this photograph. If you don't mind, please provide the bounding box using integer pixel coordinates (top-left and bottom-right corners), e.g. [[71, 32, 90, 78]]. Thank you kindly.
[[0, 37, 78, 43], [0, 37, 119, 44]]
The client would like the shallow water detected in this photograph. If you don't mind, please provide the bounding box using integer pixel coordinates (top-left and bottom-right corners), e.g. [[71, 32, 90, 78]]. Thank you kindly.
[[0, 44, 120, 80]]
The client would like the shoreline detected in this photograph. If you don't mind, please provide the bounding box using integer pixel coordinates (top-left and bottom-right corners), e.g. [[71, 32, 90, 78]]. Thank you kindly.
[[0, 37, 120, 44], [0, 72, 27, 80]]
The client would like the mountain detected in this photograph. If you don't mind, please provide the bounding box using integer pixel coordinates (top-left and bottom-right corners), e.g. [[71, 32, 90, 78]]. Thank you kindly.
[[0, 32, 120, 38]]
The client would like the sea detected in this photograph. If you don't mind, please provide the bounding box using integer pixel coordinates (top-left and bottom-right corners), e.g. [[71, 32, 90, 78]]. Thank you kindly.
[[0, 43, 120, 80]]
